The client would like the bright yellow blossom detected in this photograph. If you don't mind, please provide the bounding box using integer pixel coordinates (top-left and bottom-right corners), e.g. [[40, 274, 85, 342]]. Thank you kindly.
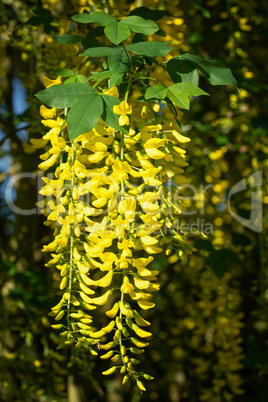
[[42, 76, 62, 88], [113, 101, 132, 126]]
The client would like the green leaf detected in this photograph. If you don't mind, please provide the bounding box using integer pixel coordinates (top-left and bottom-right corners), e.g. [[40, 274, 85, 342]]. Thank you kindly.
[[27, 7, 54, 29], [168, 82, 209, 97], [53, 34, 82, 44], [121, 16, 158, 35], [181, 53, 237, 85], [81, 37, 100, 49], [64, 76, 77, 84], [74, 74, 88, 83], [104, 21, 131, 45], [110, 73, 125, 87], [88, 26, 105, 37], [167, 58, 199, 85], [27, 7, 55, 33], [35, 83, 97, 108], [168, 88, 190, 110], [129, 7, 166, 20], [132, 55, 146, 67], [68, 94, 103, 140], [108, 47, 130, 74], [145, 85, 168, 100], [64, 74, 87, 83], [101, 95, 127, 133], [168, 82, 208, 109], [126, 42, 175, 57], [89, 70, 112, 81], [81, 26, 105, 48], [155, 28, 167, 37], [71, 12, 116, 26], [132, 33, 146, 44], [54, 68, 75, 77], [80, 47, 113, 57]]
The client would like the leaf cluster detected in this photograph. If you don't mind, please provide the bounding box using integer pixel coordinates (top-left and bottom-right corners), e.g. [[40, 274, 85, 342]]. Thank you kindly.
[[36, 9, 236, 141]]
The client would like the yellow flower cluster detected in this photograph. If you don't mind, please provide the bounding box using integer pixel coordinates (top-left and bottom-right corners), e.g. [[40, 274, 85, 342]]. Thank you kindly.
[[36, 76, 193, 387]]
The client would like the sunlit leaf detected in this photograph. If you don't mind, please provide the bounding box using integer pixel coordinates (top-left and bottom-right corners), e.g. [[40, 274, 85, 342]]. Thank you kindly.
[[68, 94, 103, 140], [126, 42, 175, 57], [167, 58, 199, 85], [72, 12, 116, 26], [54, 68, 75, 77], [181, 53, 237, 85], [104, 21, 131, 45], [121, 16, 158, 35], [145, 85, 168, 100], [36, 83, 97, 108], [168, 82, 209, 97], [80, 47, 113, 57]]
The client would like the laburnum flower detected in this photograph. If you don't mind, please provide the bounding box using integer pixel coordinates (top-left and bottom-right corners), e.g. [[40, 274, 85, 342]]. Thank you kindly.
[[42, 76, 62, 88], [121, 276, 134, 294], [113, 100, 132, 126], [38, 69, 195, 390], [104, 86, 119, 98], [144, 138, 166, 160], [40, 105, 57, 119]]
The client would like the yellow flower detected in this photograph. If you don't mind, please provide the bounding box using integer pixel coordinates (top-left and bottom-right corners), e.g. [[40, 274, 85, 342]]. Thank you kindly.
[[38, 154, 59, 171], [153, 104, 160, 113], [30, 138, 49, 149], [141, 105, 148, 118], [111, 159, 130, 181], [118, 197, 136, 222], [41, 117, 65, 129], [40, 105, 57, 119], [121, 276, 134, 294], [171, 130, 191, 143], [104, 86, 119, 98], [42, 76, 62, 88], [144, 138, 165, 160], [113, 101, 132, 126]]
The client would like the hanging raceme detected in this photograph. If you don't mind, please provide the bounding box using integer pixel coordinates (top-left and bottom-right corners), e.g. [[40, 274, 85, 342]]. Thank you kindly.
[[34, 9, 236, 391]]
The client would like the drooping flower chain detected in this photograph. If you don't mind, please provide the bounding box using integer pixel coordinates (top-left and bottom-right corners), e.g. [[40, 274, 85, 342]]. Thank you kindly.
[[35, 82, 194, 390]]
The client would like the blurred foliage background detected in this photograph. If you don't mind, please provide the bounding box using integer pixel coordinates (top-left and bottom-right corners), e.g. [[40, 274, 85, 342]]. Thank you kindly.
[[0, 0, 268, 401]]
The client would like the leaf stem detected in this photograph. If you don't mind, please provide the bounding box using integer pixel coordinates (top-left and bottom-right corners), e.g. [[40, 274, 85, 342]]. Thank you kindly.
[[77, 57, 89, 73], [122, 44, 132, 66], [93, 76, 109, 88], [60, 108, 68, 164]]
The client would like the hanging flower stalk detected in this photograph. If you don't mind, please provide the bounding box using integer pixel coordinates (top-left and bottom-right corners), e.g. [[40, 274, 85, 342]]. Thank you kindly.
[[34, 10, 236, 390]]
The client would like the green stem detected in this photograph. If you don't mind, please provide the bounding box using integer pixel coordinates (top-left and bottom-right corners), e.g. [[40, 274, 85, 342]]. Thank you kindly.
[[122, 44, 132, 67], [67, 140, 77, 333], [77, 57, 89, 73], [118, 96, 128, 368], [60, 108, 67, 164], [119, 279, 126, 369], [138, 76, 157, 81], [124, 78, 133, 103], [93, 77, 109, 89]]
